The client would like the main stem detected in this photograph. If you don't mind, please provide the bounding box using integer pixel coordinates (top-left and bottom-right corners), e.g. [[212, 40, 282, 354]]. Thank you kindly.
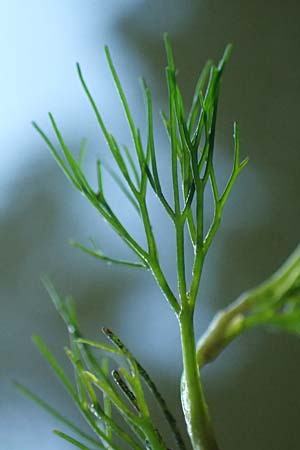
[[179, 303, 220, 450]]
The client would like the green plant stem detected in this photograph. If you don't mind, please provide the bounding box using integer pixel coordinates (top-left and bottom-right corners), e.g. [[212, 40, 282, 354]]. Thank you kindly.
[[189, 248, 205, 309], [138, 199, 158, 259], [179, 304, 220, 450], [151, 261, 180, 314], [176, 219, 187, 301]]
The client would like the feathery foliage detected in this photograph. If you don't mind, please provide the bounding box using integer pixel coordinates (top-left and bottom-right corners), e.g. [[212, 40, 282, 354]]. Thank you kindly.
[[18, 34, 300, 450]]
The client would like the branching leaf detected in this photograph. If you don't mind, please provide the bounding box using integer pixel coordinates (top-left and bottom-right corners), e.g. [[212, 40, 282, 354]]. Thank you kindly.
[[34, 35, 262, 450], [70, 240, 147, 269], [32, 121, 81, 189], [102, 328, 186, 450]]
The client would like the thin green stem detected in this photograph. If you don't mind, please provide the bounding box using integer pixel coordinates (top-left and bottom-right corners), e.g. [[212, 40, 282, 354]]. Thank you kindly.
[[203, 203, 222, 254], [150, 260, 180, 315], [138, 197, 158, 260], [188, 184, 204, 308], [175, 218, 187, 303], [189, 248, 205, 309], [105, 47, 145, 175], [142, 79, 175, 220], [179, 305, 220, 450], [90, 404, 142, 450], [167, 68, 180, 215], [89, 198, 148, 265]]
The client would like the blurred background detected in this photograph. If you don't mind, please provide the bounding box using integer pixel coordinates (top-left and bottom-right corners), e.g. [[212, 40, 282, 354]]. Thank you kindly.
[[1, 1, 300, 449]]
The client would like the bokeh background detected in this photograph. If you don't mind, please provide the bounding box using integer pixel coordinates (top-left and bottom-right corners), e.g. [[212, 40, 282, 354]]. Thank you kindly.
[[1, 1, 300, 449]]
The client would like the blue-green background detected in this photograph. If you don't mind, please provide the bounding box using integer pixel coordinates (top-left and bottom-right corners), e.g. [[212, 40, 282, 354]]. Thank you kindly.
[[1, 1, 300, 449]]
